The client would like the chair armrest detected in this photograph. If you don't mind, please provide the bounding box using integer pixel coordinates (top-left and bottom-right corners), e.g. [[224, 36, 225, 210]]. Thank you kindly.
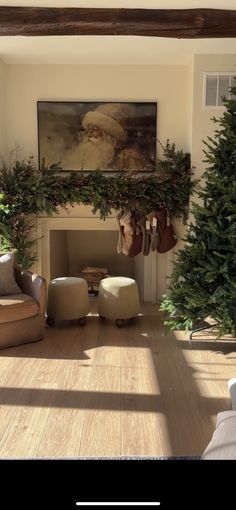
[[14, 267, 47, 316]]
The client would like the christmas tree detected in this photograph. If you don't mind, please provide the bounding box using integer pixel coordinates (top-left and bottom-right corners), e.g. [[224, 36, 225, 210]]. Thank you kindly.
[[160, 81, 236, 337]]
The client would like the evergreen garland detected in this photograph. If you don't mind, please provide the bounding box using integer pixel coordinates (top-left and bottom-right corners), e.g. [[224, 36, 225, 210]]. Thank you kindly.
[[0, 140, 194, 268], [160, 83, 236, 338]]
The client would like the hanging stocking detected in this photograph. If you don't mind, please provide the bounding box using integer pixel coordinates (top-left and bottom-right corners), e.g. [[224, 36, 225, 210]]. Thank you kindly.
[[117, 209, 142, 257], [147, 211, 159, 252], [137, 215, 151, 256], [156, 209, 177, 253], [116, 210, 124, 254], [128, 210, 143, 257], [119, 210, 134, 256]]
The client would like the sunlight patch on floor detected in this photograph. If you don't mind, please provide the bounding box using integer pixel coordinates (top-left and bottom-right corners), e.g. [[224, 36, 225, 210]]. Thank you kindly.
[[181, 348, 230, 401], [173, 330, 190, 341]]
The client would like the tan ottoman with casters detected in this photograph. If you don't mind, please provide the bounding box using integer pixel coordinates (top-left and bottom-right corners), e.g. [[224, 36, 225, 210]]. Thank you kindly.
[[46, 277, 89, 326], [97, 276, 140, 327]]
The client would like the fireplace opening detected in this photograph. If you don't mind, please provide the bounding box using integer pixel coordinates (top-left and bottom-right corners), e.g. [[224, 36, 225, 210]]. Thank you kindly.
[[50, 230, 144, 296]]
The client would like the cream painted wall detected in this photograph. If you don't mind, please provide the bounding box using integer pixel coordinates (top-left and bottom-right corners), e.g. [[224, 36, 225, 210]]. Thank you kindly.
[[0, 59, 5, 157], [4, 63, 192, 301], [1, 56, 236, 299], [5, 64, 192, 158], [192, 54, 236, 180]]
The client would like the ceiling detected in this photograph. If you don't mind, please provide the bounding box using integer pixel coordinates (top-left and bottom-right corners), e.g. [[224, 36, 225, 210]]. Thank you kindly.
[[1, 1, 236, 7], [0, 1, 236, 65]]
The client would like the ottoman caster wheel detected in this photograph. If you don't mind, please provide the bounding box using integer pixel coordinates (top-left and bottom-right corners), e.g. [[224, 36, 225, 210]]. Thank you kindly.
[[116, 319, 124, 328], [99, 315, 106, 321], [46, 317, 55, 327], [78, 317, 86, 327]]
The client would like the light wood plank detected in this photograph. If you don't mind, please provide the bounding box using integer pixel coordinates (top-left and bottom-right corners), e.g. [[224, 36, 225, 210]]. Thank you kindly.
[[0, 324, 89, 457], [0, 302, 235, 458], [92, 318, 121, 367], [152, 331, 231, 455], [0, 358, 64, 457], [0, 356, 40, 445], [121, 367, 163, 456], [79, 366, 121, 457], [36, 363, 92, 458], [119, 317, 152, 369]]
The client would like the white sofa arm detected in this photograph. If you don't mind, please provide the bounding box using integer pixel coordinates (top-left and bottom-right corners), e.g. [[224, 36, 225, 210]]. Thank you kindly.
[[228, 378, 236, 410], [202, 411, 236, 460]]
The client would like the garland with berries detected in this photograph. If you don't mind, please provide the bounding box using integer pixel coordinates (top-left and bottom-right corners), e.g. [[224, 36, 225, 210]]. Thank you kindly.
[[0, 140, 195, 268]]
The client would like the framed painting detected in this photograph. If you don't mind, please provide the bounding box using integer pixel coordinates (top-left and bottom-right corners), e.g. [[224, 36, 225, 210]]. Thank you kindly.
[[37, 101, 157, 172]]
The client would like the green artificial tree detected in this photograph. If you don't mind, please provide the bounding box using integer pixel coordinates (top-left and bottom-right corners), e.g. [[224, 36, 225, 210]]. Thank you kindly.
[[160, 82, 236, 337]]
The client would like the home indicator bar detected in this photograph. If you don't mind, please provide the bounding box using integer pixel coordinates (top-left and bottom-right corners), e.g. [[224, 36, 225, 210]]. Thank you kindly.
[[76, 503, 161, 507]]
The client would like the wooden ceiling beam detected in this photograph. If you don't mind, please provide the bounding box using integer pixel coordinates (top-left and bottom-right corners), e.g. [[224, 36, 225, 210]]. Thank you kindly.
[[0, 7, 236, 38]]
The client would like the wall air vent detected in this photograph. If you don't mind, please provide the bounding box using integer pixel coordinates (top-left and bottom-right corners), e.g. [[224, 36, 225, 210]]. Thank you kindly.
[[204, 73, 236, 107]]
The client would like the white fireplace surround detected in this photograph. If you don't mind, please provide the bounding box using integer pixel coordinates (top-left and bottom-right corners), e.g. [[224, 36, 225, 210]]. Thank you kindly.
[[35, 209, 164, 303], [35, 206, 175, 303]]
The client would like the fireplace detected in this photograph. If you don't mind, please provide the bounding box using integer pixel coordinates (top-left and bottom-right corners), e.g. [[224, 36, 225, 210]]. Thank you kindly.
[[35, 206, 166, 303], [50, 229, 136, 293]]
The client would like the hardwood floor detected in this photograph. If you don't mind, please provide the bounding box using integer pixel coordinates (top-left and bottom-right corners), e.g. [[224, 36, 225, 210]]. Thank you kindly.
[[0, 300, 235, 458]]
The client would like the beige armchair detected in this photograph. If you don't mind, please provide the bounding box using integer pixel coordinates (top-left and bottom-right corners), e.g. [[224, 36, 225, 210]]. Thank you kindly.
[[0, 264, 47, 350]]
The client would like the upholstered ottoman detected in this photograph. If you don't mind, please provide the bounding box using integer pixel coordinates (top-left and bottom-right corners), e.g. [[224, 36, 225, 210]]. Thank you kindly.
[[46, 277, 89, 326], [97, 276, 140, 327]]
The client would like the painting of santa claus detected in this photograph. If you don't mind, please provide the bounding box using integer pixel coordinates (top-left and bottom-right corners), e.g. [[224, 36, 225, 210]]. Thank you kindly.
[[37, 101, 157, 172]]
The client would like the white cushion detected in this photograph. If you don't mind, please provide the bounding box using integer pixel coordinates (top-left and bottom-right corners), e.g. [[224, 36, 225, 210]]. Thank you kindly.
[[0, 252, 22, 296]]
